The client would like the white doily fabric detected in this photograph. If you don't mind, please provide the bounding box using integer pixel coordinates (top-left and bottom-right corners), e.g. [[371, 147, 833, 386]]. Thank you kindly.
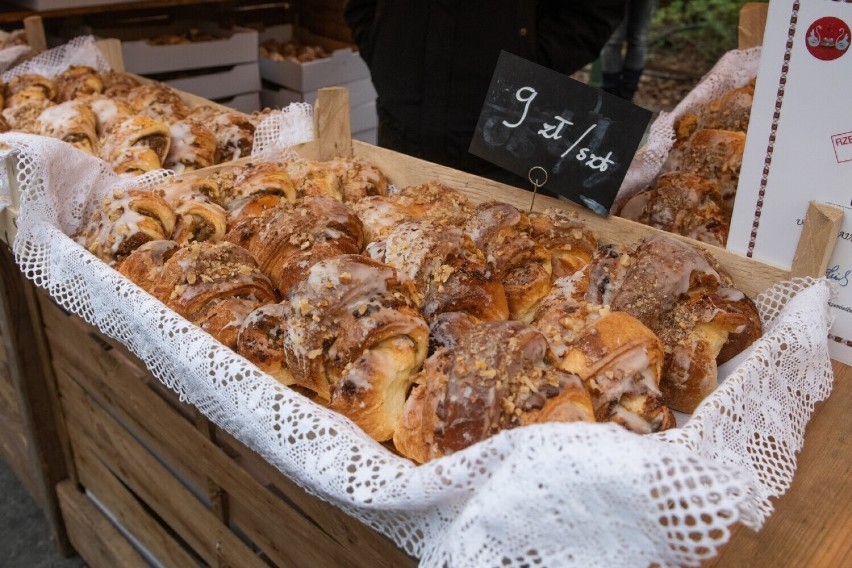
[[253, 102, 314, 161], [0, 44, 32, 73], [1, 35, 109, 82], [2, 133, 835, 567], [613, 47, 762, 213]]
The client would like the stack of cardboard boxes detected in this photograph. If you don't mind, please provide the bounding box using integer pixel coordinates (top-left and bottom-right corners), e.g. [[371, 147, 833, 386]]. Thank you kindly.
[[260, 25, 377, 144], [117, 22, 262, 114]]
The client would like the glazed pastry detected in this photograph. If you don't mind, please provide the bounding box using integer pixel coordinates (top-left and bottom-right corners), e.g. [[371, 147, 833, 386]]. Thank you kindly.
[[214, 161, 297, 226], [225, 195, 364, 295], [427, 311, 479, 354], [36, 100, 99, 155], [5, 74, 56, 107], [352, 180, 472, 243], [238, 255, 430, 441], [325, 157, 390, 201], [528, 209, 597, 280], [100, 71, 143, 99], [675, 82, 754, 142], [101, 115, 172, 171], [155, 177, 226, 244], [285, 159, 345, 201], [54, 66, 103, 102], [579, 234, 762, 412], [163, 119, 217, 173], [126, 83, 190, 123], [116, 239, 180, 294], [110, 146, 165, 177], [84, 95, 133, 136], [664, 129, 745, 210], [620, 172, 730, 247], [394, 320, 595, 463], [368, 218, 509, 322], [464, 202, 552, 322], [190, 109, 255, 162], [2, 99, 52, 134], [75, 189, 176, 265], [532, 277, 675, 433], [136, 241, 277, 346]]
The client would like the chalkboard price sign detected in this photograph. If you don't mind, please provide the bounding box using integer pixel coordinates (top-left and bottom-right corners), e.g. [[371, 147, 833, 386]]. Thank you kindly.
[[469, 51, 652, 215]]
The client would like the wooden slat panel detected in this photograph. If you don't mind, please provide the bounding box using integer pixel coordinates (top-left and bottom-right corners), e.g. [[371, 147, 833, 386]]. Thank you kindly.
[[59, 370, 269, 568], [57, 480, 148, 568], [0, 244, 72, 553], [74, 443, 199, 568], [706, 363, 852, 567]]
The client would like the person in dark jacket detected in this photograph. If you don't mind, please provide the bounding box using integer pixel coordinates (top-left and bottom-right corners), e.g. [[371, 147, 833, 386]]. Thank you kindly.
[[344, 0, 626, 184]]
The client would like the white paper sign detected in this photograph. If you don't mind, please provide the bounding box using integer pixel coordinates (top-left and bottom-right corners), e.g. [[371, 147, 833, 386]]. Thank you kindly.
[[728, 0, 852, 363]]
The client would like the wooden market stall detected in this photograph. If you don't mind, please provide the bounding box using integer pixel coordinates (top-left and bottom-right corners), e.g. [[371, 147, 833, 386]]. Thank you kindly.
[[0, 4, 849, 566]]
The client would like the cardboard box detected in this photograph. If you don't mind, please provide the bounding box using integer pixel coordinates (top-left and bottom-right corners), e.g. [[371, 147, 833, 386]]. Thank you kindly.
[[215, 92, 261, 115], [353, 128, 377, 146], [259, 25, 369, 92], [351, 101, 377, 134], [261, 77, 376, 109], [104, 22, 258, 75], [161, 62, 261, 101]]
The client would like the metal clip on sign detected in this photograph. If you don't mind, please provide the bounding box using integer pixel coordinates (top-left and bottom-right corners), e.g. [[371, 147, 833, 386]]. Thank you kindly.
[[527, 166, 547, 213]]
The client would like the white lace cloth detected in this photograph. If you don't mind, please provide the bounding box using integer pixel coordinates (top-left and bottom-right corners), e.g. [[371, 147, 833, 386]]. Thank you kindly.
[[613, 47, 762, 212], [0, 131, 835, 567]]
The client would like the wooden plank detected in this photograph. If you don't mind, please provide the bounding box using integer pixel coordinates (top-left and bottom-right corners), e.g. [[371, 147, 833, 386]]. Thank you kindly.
[[39, 294, 411, 567], [707, 362, 852, 567], [0, 244, 73, 554], [74, 443, 199, 568], [59, 370, 269, 568], [22, 15, 46, 54], [739, 3, 769, 50], [790, 202, 843, 279], [94, 38, 124, 73], [350, 140, 790, 298], [315, 87, 353, 160], [57, 480, 148, 568]]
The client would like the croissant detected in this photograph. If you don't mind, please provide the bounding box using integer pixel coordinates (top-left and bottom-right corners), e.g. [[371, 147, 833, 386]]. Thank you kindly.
[[216, 162, 297, 227], [124, 241, 277, 348], [2, 99, 52, 134], [464, 202, 552, 322], [205, 112, 255, 162], [101, 115, 171, 170], [163, 120, 217, 173], [352, 180, 473, 244], [54, 66, 103, 102], [579, 234, 762, 412], [225, 195, 364, 295], [238, 255, 430, 441], [101, 71, 143, 100], [532, 280, 675, 433], [116, 239, 180, 294], [619, 172, 729, 247], [156, 177, 227, 244], [675, 82, 754, 142], [126, 83, 189, 123], [369, 219, 509, 322], [528, 209, 597, 280], [287, 158, 389, 202], [111, 147, 165, 177], [5, 74, 56, 107], [394, 320, 595, 463], [428, 311, 480, 354], [664, 129, 745, 211], [36, 100, 99, 155], [75, 189, 176, 265], [84, 95, 133, 136]]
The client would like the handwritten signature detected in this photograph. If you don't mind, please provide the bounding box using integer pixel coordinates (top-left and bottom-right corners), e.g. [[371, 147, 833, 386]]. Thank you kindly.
[[826, 265, 851, 287]]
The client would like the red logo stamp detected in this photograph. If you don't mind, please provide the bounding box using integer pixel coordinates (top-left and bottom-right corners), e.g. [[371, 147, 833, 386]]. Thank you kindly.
[[806, 17, 850, 61], [833, 131, 852, 164]]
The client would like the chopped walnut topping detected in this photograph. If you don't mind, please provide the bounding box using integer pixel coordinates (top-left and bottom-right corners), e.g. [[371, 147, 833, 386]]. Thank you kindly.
[[307, 348, 323, 359], [339, 272, 352, 283]]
